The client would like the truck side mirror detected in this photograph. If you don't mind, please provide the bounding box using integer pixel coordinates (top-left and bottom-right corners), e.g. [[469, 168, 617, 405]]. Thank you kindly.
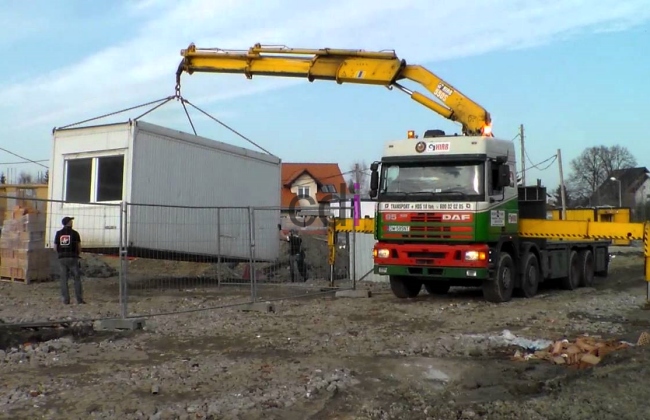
[[370, 171, 379, 191], [369, 165, 379, 198], [497, 164, 510, 188]]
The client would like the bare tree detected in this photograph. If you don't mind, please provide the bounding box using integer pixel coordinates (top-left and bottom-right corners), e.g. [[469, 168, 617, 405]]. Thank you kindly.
[[346, 160, 370, 196], [601, 145, 636, 176], [567, 145, 636, 205], [552, 184, 575, 208], [17, 171, 33, 184]]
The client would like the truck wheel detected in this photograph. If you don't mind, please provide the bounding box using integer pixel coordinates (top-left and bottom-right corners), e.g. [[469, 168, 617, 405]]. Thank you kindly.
[[482, 252, 515, 303], [389, 276, 422, 298], [519, 252, 540, 298], [578, 249, 595, 287], [561, 250, 580, 290], [424, 281, 451, 295]]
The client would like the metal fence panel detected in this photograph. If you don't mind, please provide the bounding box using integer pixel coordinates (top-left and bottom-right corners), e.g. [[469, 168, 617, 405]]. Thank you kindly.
[[0, 195, 124, 325], [349, 231, 384, 283], [250, 207, 353, 302], [121, 203, 254, 317], [0, 197, 355, 324]]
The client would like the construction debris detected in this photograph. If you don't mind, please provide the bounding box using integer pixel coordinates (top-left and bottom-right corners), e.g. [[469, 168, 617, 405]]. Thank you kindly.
[[511, 332, 650, 368]]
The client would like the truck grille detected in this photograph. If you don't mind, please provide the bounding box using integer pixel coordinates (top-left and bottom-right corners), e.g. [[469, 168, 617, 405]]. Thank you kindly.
[[410, 213, 444, 222], [382, 212, 473, 240]]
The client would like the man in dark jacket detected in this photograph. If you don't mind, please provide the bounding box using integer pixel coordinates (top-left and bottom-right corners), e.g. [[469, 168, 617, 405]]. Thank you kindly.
[[54, 217, 85, 304], [287, 229, 304, 282]]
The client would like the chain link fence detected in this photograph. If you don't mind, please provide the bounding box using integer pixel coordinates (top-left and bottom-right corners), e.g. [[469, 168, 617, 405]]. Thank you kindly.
[[0, 196, 355, 325]]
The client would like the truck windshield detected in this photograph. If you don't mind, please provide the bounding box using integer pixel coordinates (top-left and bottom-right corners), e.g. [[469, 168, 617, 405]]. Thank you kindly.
[[379, 161, 485, 201]]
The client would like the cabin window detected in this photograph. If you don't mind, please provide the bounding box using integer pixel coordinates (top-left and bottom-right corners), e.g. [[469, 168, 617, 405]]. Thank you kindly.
[[64, 154, 125, 203], [65, 158, 93, 203], [96, 156, 125, 201]]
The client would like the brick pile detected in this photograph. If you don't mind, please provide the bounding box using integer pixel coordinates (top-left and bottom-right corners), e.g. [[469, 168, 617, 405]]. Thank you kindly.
[[512, 332, 649, 369], [0, 206, 50, 283]]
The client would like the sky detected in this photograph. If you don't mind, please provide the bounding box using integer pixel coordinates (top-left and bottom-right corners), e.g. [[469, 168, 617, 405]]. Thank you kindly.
[[0, 0, 649, 190]]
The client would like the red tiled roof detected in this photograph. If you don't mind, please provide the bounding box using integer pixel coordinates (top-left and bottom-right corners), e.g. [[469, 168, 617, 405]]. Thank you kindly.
[[281, 163, 348, 208]]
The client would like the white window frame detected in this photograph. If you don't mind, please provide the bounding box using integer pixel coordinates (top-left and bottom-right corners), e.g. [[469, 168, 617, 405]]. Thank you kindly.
[[62, 151, 126, 207], [297, 186, 310, 198]]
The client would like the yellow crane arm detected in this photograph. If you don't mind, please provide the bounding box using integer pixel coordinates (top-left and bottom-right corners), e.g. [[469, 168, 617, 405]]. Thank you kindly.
[[175, 43, 492, 136]]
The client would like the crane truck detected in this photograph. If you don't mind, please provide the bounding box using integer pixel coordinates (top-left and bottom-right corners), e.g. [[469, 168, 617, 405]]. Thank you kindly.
[[175, 43, 650, 303]]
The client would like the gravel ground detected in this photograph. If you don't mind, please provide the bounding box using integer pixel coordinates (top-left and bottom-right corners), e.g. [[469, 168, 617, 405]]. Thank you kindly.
[[1, 251, 650, 420]]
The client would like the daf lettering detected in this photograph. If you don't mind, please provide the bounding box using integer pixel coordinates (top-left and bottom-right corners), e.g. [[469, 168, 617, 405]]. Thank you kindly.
[[442, 214, 471, 221]]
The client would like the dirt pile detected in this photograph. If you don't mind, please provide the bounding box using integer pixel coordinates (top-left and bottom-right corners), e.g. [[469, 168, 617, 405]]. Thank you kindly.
[[47, 253, 118, 279]]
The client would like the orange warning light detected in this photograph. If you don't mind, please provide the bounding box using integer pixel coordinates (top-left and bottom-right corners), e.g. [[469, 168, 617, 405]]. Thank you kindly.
[[481, 124, 493, 137]]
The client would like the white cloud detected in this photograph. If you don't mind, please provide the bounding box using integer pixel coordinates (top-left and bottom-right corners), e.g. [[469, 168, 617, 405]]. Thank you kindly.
[[0, 0, 648, 134]]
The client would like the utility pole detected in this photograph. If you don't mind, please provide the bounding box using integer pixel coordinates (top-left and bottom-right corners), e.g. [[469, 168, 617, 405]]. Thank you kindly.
[[520, 124, 526, 187], [354, 163, 361, 190], [557, 148, 567, 220]]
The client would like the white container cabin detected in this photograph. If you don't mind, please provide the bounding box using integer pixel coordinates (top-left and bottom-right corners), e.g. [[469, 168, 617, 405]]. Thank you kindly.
[[45, 120, 281, 261]]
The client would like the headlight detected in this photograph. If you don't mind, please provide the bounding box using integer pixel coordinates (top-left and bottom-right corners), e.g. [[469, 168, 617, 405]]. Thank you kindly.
[[374, 248, 390, 258], [464, 250, 486, 261]]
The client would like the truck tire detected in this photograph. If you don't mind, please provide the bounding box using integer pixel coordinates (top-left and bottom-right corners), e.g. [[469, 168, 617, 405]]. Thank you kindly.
[[424, 281, 451, 295], [482, 252, 515, 303], [389, 275, 422, 298], [578, 249, 595, 287], [561, 250, 580, 290], [518, 252, 540, 298]]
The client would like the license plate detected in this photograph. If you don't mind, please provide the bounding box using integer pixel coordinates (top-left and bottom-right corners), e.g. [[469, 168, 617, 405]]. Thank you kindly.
[[387, 225, 410, 232]]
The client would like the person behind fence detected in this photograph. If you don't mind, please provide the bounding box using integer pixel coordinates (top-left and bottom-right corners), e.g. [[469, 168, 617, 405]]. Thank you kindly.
[[287, 229, 304, 282], [54, 216, 85, 305]]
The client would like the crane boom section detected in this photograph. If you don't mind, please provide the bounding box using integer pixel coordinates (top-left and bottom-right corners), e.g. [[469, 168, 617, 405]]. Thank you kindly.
[[176, 44, 492, 135]]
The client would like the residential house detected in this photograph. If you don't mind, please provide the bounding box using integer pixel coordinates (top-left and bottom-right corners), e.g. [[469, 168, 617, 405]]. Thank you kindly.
[[592, 167, 650, 214], [280, 163, 348, 231]]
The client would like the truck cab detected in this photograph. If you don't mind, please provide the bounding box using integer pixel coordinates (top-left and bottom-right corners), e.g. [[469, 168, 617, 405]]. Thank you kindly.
[[369, 130, 521, 299], [368, 130, 610, 302]]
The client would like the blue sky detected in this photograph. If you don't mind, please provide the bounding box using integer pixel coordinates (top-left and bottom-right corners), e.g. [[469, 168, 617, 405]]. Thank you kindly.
[[0, 0, 649, 190]]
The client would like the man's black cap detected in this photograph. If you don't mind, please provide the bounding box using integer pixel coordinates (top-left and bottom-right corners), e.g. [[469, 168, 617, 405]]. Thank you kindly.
[[62, 216, 74, 226]]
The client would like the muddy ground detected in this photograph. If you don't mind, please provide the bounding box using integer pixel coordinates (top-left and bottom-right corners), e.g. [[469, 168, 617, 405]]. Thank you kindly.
[[1, 250, 650, 419]]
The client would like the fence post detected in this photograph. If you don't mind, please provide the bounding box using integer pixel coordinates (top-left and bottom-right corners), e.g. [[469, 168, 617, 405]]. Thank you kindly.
[[217, 207, 221, 288], [119, 201, 129, 319], [248, 207, 257, 302], [352, 218, 357, 291]]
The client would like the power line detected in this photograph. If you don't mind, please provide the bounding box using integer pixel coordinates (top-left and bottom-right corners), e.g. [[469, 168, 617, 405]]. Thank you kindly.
[[517, 154, 557, 175], [0, 147, 48, 168], [0, 159, 49, 165]]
